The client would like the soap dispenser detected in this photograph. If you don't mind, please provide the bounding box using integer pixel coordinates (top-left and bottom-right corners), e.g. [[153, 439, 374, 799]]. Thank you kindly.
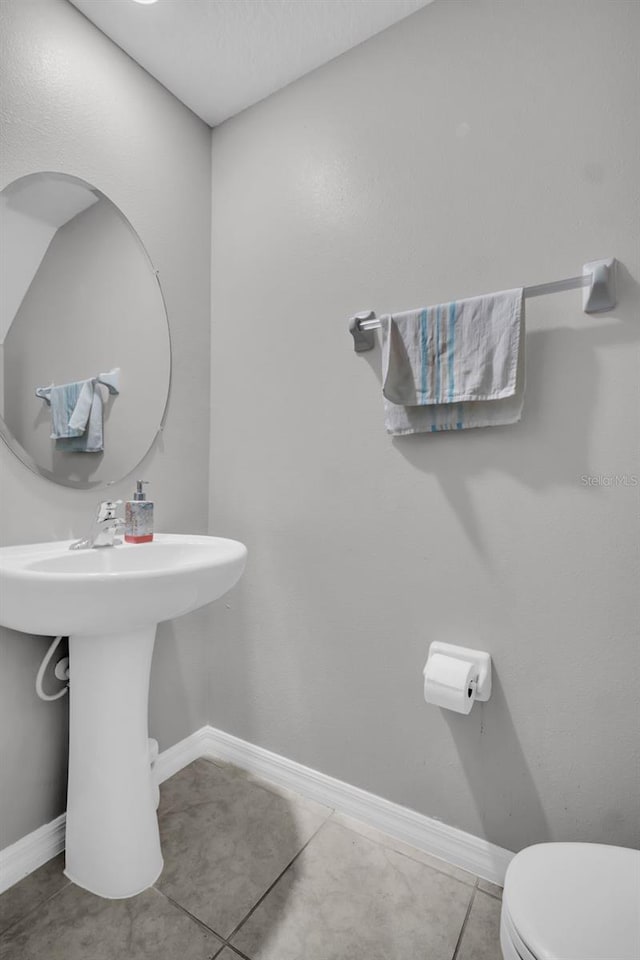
[[124, 481, 154, 544]]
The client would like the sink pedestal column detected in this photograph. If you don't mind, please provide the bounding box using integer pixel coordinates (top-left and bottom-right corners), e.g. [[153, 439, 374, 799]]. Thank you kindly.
[[65, 626, 163, 898]]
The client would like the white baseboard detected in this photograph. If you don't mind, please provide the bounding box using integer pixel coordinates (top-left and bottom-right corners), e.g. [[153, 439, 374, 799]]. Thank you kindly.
[[152, 725, 212, 785], [0, 814, 66, 896], [0, 724, 513, 895], [198, 725, 513, 885]]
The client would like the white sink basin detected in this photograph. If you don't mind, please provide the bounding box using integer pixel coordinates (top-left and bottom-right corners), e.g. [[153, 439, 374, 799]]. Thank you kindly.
[[0, 533, 246, 900], [0, 534, 247, 636]]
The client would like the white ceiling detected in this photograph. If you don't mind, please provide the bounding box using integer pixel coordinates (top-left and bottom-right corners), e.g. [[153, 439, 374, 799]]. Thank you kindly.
[[67, 0, 434, 127]]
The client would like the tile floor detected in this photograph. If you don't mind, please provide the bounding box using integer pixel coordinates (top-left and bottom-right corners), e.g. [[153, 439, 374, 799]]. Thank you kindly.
[[0, 758, 503, 959]]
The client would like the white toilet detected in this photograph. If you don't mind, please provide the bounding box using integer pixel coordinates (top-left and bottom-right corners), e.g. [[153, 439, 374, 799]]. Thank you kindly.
[[500, 842, 640, 960]]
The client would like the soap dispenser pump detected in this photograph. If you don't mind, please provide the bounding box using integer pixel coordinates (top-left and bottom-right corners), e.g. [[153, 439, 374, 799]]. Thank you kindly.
[[124, 481, 154, 544]]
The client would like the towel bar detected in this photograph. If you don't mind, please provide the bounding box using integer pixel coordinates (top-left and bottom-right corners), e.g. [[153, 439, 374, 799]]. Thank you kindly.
[[349, 258, 617, 352], [36, 368, 121, 403]]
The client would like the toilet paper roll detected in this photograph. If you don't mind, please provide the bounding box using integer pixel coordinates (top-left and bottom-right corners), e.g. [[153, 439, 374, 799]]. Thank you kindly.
[[423, 653, 476, 715]]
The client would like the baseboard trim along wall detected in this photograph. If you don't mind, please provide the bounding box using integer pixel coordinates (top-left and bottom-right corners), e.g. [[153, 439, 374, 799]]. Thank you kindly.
[[0, 724, 513, 894], [196, 726, 514, 885], [0, 813, 66, 896]]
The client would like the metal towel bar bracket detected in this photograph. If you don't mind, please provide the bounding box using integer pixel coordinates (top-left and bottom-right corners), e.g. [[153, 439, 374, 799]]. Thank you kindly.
[[348, 312, 377, 353], [349, 258, 617, 353]]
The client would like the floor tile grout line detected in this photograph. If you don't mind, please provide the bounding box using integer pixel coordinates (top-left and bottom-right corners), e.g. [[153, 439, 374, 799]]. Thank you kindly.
[[477, 887, 502, 901], [152, 813, 332, 954], [160, 762, 491, 957], [152, 885, 227, 944], [451, 879, 478, 960], [224, 813, 333, 946], [0, 875, 72, 941], [193, 760, 484, 893], [212, 939, 235, 960], [219, 942, 252, 960], [199, 758, 486, 894]]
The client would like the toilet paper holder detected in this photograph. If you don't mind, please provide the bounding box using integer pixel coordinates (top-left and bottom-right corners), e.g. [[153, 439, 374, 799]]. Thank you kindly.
[[425, 642, 492, 703]]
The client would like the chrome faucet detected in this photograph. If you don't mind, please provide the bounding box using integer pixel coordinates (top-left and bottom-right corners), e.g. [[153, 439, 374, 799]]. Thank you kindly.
[[70, 500, 125, 550]]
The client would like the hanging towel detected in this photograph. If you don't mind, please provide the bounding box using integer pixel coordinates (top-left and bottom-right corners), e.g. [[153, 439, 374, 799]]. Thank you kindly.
[[49, 381, 91, 440], [56, 384, 105, 453], [380, 288, 524, 435], [49, 379, 104, 453]]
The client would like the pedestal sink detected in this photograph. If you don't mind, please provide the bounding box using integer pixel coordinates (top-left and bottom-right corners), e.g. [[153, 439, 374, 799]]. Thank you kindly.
[[0, 534, 246, 899]]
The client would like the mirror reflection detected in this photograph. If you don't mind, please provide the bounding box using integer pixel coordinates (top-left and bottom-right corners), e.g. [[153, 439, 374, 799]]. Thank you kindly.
[[0, 172, 171, 488]]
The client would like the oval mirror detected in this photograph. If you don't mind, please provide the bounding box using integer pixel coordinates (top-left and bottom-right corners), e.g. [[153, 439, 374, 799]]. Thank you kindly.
[[0, 172, 171, 488]]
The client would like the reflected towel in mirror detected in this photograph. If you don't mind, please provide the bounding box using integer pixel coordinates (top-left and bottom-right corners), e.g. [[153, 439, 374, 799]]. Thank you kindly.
[[35, 369, 120, 453], [55, 381, 105, 453]]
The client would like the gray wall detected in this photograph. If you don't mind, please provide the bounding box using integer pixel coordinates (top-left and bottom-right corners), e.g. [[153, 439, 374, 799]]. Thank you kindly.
[[209, 0, 640, 852], [4, 197, 170, 486], [0, 0, 211, 849]]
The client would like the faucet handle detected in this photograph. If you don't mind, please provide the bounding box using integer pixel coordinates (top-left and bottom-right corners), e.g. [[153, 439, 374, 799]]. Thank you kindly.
[[96, 499, 123, 521]]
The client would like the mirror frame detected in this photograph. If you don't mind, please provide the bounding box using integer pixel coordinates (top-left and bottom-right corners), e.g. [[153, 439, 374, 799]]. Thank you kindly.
[[0, 171, 172, 489]]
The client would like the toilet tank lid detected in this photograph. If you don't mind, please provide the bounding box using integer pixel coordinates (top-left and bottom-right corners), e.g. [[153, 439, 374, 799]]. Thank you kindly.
[[503, 843, 640, 960]]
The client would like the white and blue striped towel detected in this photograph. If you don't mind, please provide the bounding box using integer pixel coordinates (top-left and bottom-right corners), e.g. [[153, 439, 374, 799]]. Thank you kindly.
[[380, 288, 524, 435], [49, 379, 104, 452], [49, 381, 91, 439]]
